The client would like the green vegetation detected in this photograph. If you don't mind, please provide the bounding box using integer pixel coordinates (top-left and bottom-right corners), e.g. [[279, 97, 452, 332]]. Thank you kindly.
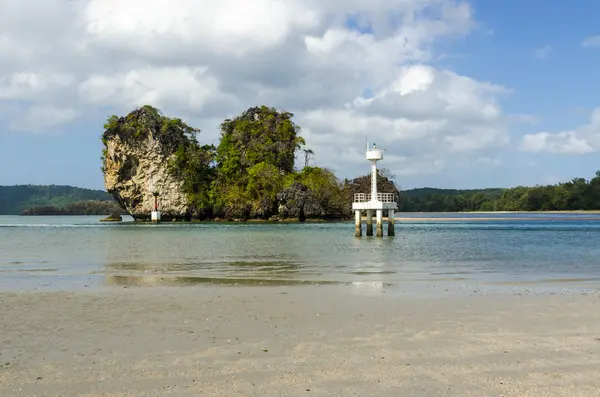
[[168, 142, 216, 217], [206, 106, 348, 220], [6, 171, 600, 217], [101, 105, 350, 220], [293, 167, 351, 219], [102, 105, 200, 150], [397, 172, 600, 212], [210, 106, 323, 220], [0, 185, 113, 215]]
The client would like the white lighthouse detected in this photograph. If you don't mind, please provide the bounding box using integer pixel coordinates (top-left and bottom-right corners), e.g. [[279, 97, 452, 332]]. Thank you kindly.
[[352, 142, 397, 237]]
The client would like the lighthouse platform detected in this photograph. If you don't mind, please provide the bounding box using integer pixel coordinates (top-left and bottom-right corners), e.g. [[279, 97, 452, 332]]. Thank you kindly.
[[352, 193, 397, 210], [352, 144, 398, 237], [352, 193, 397, 237]]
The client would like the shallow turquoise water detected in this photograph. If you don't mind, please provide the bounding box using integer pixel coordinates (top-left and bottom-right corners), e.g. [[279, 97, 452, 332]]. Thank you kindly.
[[2, 215, 600, 292]]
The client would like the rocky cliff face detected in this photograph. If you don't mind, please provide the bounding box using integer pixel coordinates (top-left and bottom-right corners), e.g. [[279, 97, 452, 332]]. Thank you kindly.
[[102, 107, 192, 221], [276, 182, 327, 221]]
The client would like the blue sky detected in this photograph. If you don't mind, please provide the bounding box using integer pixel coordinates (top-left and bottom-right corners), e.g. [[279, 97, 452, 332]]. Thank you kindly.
[[1, 0, 600, 191], [434, 0, 600, 187]]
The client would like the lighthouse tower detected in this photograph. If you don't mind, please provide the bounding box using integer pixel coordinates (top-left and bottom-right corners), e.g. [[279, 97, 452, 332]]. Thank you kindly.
[[351, 142, 397, 237], [151, 191, 161, 223]]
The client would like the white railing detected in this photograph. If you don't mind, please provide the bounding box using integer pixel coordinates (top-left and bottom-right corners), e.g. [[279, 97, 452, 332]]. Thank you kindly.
[[378, 193, 396, 203], [353, 193, 396, 203], [354, 193, 368, 203]]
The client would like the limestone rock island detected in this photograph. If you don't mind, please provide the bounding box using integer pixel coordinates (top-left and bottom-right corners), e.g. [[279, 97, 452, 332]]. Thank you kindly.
[[101, 104, 390, 222], [101, 106, 212, 221]]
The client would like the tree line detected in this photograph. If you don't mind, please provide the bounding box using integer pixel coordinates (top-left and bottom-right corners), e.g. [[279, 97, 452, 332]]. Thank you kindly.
[[397, 173, 600, 212], [20, 200, 124, 216], [0, 185, 113, 215]]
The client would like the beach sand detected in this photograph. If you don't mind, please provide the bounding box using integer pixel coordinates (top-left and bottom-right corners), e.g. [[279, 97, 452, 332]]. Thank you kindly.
[[2, 285, 600, 396]]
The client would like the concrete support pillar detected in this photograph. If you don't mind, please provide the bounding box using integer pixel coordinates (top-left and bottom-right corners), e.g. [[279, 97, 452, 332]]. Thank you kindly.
[[355, 210, 362, 237], [366, 210, 373, 236], [388, 209, 395, 236], [376, 209, 383, 237]]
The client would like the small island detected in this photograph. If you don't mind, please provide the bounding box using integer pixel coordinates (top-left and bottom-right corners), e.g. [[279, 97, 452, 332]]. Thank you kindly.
[[100, 213, 123, 222], [101, 105, 393, 222]]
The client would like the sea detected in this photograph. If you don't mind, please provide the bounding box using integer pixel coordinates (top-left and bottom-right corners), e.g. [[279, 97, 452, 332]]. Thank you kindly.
[[2, 213, 600, 295]]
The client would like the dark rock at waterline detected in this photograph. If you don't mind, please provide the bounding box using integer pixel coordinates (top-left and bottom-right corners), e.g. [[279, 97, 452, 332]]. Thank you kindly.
[[277, 182, 326, 221], [100, 214, 123, 222]]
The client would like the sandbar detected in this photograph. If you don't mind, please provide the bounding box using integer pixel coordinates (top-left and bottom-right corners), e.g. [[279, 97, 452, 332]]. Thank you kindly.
[[1, 285, 600, 396]]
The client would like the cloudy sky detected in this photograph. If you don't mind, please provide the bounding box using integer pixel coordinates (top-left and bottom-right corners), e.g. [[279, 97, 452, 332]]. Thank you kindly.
[[1, 0, 600, 190]]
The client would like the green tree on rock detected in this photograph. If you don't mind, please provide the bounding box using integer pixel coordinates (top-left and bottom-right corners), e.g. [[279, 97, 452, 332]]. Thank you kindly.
[[99, 104, 361, 221], [216, 106, 305, 177], [212, 106, 305, 219]]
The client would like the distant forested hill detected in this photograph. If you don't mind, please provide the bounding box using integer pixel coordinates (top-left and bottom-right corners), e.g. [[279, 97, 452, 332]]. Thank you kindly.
[[0, 185, 115, 215], [397, 172, 600, 212], [397, 187, 506, 212]]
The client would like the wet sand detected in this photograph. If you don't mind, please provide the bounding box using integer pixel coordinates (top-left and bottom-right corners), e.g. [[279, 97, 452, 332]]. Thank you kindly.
[[2, 285, 600, 396]]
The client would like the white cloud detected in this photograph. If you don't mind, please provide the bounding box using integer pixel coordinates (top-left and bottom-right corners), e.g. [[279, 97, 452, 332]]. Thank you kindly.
[[79, 67, 237, 116], [520, 108, 600, 154], [297, 64, 510, 173], [10, 105, 78, 133], [533, 45, 553, 59], [83, 0, 320, 57], [0, 72, 73, 101], [582, 35, 600, 48], [0, 0, 523, 180]]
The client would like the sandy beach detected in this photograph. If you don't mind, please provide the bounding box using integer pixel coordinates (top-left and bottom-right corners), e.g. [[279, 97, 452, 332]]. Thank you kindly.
[[2, 285, 600, 396]]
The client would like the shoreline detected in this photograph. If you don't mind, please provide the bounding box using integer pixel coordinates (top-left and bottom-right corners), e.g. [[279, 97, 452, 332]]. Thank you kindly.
[[11, 209, 600, 223], [2, 285, 600, 396], [4, 270, 600, 295]]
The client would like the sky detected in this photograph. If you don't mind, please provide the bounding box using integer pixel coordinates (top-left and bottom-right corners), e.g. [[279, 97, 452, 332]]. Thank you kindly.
[[1, 0, 600, 191]]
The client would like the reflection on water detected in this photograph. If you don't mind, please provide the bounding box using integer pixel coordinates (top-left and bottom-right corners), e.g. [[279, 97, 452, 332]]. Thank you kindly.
[[104, 274, 341, 287], [106, 260, 303, 279], [2, 215, 600, 291]]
